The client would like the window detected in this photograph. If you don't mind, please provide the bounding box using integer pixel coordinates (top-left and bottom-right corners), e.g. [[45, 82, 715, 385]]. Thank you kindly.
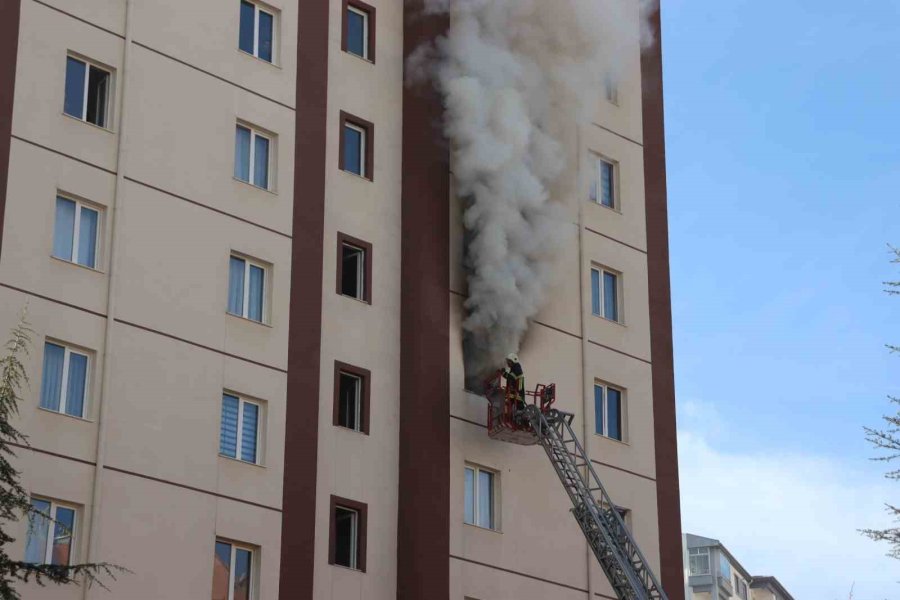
[[688, 547, 710, 576], [234, 124, 272, 189], [212, 540, 254, 600], [333, 362, 370, 434], [24, 498, 76, 566], [64, 55, 110, 127], [343, 0, 375, 61], [464, 465, 496, 530], [40, 341, 89, 418], [590, 266, 620, 322], [53, 195, 100, 269], [719, 553, 732, 579], [228, 255, 267, 323], [735, 576, 749, 600], [238, 0, 275, 63], [329, 496, 367, 572], [594, 382, 624, 441], [339, 111, 374, 180], [604, 75, 619, 105], [590, 157, 617, 209], [220, 393, 261, 464], [337, 233, 372, 303]]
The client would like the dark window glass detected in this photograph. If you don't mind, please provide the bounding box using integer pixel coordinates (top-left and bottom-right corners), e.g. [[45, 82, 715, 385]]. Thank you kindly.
[[258, 10, 274, 62], [253, 134, 269, 188], [607, 388, 622, 441], [64, 57, 86, 119], [50, 506, 75, 566], [594, 384, 604, 435], [233, 547, 252, 600], [234, 125, 251, 182], [65, 352, 87, 418], [212, 542, 231, 600], [53, 197, 76, 261], [338, 372, 361, 430], [248, 264, 265, 322], [600, 160, 615, 207], [590, 269, 601, 315], [85, 66, 109, 126], [347, 8, 366, 57], [334, 507, 358, 568], [343, 124, 363, 176], [239, 1, 255, 54], [341, 244, 364, 298], [603, 271, 618, 321], [77, 207, 99, 268]]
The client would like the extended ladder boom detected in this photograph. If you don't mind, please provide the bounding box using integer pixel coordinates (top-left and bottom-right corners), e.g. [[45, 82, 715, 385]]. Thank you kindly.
[[522, 405, 668, 600]]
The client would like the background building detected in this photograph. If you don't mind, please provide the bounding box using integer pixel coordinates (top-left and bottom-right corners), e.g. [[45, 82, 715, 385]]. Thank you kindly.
[[0, 1, 680, 599], [684, 534, 795, 600]]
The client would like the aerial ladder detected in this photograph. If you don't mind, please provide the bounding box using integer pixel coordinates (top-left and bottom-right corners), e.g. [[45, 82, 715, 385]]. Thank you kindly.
[[483, 372, 668, 600]]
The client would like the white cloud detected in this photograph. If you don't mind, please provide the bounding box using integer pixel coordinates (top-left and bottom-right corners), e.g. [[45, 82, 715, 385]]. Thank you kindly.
[[679, 407, 899, 600]]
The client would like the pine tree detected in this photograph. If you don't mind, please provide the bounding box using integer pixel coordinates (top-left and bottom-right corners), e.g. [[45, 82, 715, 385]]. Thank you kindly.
[[862, 246, 900, 559], [0, 312, 121, 598]]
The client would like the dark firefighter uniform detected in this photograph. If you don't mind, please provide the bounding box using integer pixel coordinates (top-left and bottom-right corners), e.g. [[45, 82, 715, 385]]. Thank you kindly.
[[504, 354, 525, 406]]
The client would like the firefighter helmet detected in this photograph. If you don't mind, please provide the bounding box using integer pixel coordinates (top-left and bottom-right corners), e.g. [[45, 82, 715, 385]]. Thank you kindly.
[[506, 353, 519, 364]]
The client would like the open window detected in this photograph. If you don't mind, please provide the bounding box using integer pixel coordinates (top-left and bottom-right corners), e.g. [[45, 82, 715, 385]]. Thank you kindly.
[[333, 361, 370, 434], [329, 496, 367, 572], [336, 233, 372, 303], [64, 54, 111, 128]]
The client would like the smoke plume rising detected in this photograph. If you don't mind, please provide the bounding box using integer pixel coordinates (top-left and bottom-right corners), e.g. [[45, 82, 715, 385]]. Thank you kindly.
[[413, 0, 652, 381]]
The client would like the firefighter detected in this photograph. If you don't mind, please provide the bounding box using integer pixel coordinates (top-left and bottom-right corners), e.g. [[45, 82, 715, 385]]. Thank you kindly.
[[503, 353, 525, 409]]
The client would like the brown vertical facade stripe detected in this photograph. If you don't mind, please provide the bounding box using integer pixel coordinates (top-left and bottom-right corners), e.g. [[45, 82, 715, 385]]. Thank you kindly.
[[641, 2, 685, 599], [279, 0, 329, 597], [0, 0, 21, 262], [399, 2, 451, 599]]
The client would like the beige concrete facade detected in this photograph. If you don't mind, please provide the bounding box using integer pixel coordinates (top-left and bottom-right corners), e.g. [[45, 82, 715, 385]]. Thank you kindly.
[[0, 1, 678, 599]]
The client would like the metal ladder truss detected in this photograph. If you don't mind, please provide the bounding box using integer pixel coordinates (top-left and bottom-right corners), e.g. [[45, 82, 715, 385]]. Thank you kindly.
[[523, 405, 668, 600]]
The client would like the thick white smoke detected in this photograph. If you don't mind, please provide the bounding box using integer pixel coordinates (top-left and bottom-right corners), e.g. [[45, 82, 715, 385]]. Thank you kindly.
[[414, 0, 652, 379]]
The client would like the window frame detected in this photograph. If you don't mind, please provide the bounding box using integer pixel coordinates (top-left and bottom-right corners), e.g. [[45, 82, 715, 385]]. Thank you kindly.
[[234, 123, 274, 191], [591, 155, 618, 210], [333, 361, 371, 434], [688, 547, 710, 576], [213, 538, 256, 600], [228, 253, 269, 324], [342, 0, 376, 62], [63, 54, 112, 128], [593, 381, 626, 442], [219, 392, 263, 465], [53, 194, 102, 269], [464, 464, 498, 531], [338, 111, 374, 181], [336, 232, 373, 303], [25, 497, 78, 565], [40, 340, 90, 419], [604, 75, 619, 105], [239, 0, 277, 64], [590, 265, 623, 323], [735, 575, 749, 600], [329, 495, 367, 572]]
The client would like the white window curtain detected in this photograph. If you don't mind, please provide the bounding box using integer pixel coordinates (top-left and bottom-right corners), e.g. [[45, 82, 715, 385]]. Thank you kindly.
[[40, 343, 65, 412], [228, 256, 245, 316]]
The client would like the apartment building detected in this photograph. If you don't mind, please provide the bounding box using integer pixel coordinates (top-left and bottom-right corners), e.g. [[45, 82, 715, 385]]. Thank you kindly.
[[0, 1, 680, 599], [684, 534, 795, 600]]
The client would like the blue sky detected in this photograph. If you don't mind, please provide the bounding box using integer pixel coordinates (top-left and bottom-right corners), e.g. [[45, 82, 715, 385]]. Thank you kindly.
[[662, 0, 900, 597]]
